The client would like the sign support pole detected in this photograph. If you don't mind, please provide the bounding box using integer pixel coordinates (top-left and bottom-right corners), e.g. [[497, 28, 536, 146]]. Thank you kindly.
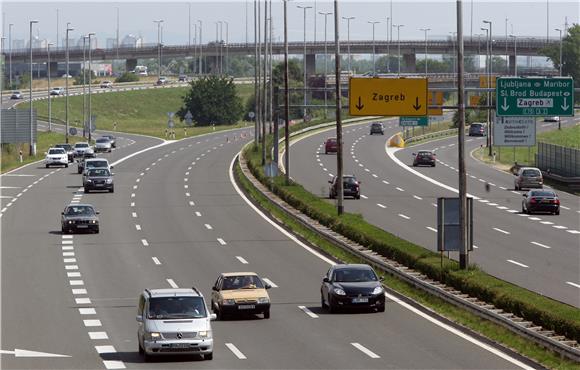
[[334, 0, 344, 216]]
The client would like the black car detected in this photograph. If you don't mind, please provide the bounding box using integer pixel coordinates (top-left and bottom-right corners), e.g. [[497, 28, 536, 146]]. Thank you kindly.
[[468, 123, 486, 136], [101, 134, 116, 148], [522, 190, 560, 215], [369, 122, 384, 135], [54, 143, 74, 163], [61, 204, 100, 234], [84, 168, 114, 193], [412, 151, 436, 167], [321, 264, 385, 313], [329, 175, 361, 199]]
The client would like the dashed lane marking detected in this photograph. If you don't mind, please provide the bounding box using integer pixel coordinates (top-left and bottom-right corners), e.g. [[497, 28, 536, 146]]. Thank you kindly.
[[426, 226, 437, 232], [152, 257, 161, 265], [298, 305, 319, 318], [217, 238, 227, 245], [413, 195, 422, 200], [141, 239, 149, 247], [351, 343, 380, 359], [262, 278, 278, 288], [493, 227, 510, 235], [507, 259, 529, 268], [398, 214, 410, 220], [83, 320, 102, 327], [204, 224, 213, 230], [360, 195, 368, 199], [531, 242, 551, 249], [225, 343, 247, 360], [88, 332, 108, 340], [377, 203, 387, 209], [236, 256, 249, 264], [195, 212, 202, 217], [166, 279, 179, 288]]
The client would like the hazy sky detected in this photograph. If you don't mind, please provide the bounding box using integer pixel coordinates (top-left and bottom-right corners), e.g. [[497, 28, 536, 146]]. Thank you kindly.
[[2, 0, 579, 47]]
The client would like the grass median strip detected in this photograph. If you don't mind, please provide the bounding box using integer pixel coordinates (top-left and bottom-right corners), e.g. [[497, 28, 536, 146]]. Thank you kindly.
[[235, 155, 577, 369]]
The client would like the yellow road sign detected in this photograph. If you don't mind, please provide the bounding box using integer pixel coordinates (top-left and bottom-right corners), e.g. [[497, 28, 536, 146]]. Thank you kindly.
[[349, 78, 428, 116], [469, 95, 482, 106], [428, 91, 444, 116], [479, 75, 497, 88]]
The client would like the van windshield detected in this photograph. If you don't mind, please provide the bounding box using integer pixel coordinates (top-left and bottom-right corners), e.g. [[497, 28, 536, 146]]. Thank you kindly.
[[147, 297, 207, 319]]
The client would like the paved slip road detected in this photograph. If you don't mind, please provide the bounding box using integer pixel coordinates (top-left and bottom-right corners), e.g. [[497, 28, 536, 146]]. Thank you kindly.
[[288, 116, 580, 307], [1, 119, 534, 368]]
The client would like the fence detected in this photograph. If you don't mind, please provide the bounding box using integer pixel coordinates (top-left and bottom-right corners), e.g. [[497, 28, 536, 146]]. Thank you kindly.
[[536, 142, 580, 178]]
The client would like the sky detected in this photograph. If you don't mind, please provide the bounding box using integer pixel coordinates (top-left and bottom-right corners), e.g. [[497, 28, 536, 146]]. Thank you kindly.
[[2, 0, 579, 48]]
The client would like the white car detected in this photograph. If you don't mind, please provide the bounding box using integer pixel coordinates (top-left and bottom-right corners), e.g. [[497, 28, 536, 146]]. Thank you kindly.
[[100, 81, 113, 89], [61, 74, 73, 79], [45, 147, 69, 168], [543, 116, 560, 122], [94, 137, 112, 153], [73, 142, 92, 157], [50, 87, 64, 96]]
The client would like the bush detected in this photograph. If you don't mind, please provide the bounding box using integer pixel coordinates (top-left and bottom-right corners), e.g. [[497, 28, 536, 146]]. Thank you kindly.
[[115, 72, 139, 83]]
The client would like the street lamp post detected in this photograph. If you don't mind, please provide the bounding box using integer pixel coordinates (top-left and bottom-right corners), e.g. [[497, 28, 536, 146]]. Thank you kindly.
[[82, 35, 88, 137], [368, 21, 380, 76], [505, 17, 509, 74], [29, 20, 39, 155], [449, 31, 457, 76], [88, 32, 95, 144], [555, 28, 563, 76], [283, 0, 290, 183], [342, 16, 355, 74], [198, 20, 203, 74], [483, 20, 493, 156], [333, 0, 343, 215], [47, 42, 53, 132], [509, 34, 517, 76], [9, 23, 13, 88], [297, 5, 312, 118], [320, 11, 332, 118], [154, 20, 163, 81], [419, 27, 430, 76], [393, 24, 404, 75], [225, 21, 229, 75], [116, 7, 119, 74], [65, 22, 73, 144], [481, 26, 490, 150], [193, 23, 197, 75], [386, 16, 390, 73]]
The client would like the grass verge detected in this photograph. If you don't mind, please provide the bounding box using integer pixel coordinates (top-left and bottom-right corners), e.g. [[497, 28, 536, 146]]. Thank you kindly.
[[235, 149, 577, 369]]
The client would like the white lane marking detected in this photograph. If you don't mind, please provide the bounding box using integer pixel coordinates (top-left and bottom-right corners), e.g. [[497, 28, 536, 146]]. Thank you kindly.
[[185, 172, 190, 175], [145, 167, 150, 171], [328, 173, 334, 177], [184, 178, 188, 182], [76, 298, 91, 304], [62, 246, 74, 251], [152, 257, 161, 265], [166, 279, 179, 288], [95, 345, 116, 354], [140, 172, 145, 176], [186, 192, 191, 197], [413, 195, 422, 200], [511, 191, 520, 195], [478, 179, 486, 183], [531, 241, 551, 249], [500, 186, 507, 190], [69, 280, 84, 286], [225, 343, 247, 360], [426, 226, 438, 232], [217, 238, 227, 245], [382, 180, 390, 185], [135, 224, 141, 231], [189, 201, 195, 206], [141, 239, 149, 247], [64, 258, 77, 263], [72, 288, 87, 295], [184, 185, 189, 189], [488, 183, 496, 187], [88, 332, 108, 340], [478, 199, 489, 203], [79, 308, 97, 315], [507, 259, 529, 268], [236, 256, 249, 264], [540, 221, 554, 225], [298, 305, 319, 318], [567, 230, 580, 234], [377, 203, 387, 209], [204, 224, 213, 230], [372, 174, 378, 178], [553, 225, 568, 230], [62, 240, 74, 245], [364, 168, 370, 172], [131, 193, 135, 198], [398, 214, 410, 220], [360, 195, 368, 199], [351, 343, 380, 359], [102, 360, 126, 369], [496, 206, 508, 210], [358, 163, 364, 167], [566, 282, 580, 289], [67, 272, 81, 277], [395, 187, 405, 192], [529, 217, 541, 221], [493, 227, 510, 235], [518, 214, 529, 217], [432, 203, 438, 207], [62, 235, 73, 239], [560, 205, 570, 210], [83, 320, 102, 327], [195, 211, 202, 217], [132, 212, 137, 218], [132, 185, 138, 190], [506, 209, 519, 213], [322, 167, 327, 171], [262, 278, 278, 288], [130, 202, 135, 207], [65, 265, 78, 270], [487, 203, 498, 206]]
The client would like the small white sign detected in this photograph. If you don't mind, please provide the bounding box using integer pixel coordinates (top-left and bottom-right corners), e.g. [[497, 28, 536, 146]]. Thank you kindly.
[[493, 116, 536, 146]]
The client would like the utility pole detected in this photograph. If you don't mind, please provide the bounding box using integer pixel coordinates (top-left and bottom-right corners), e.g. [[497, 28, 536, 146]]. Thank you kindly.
[[262, 0, 267, 165], [509, 34, 517, 76], [88, 32, 95, 144], [386, 16, 390, 73], [9, 23, 13, 87], [320, 11, 332, 118], [154, 20, 163, 80], [505, 17, 509, 74], [254, 0, 259, 143], [393, 24, 404, 75], [65, 22, 73, 144], [457, 0, 468, 270], [483, 20, 493, 156], [481, 26, 489, 149], [555, 28, 563, 76], [284, 0, 290, 184], [47, 42, 53, 132], [334, 0, 343, 216], [82, 35, 88, 137], [198, 20, 203, 74], [116, 7, 119, 74], [29, 20, 39, 155], [56, 9, 59, 49], [225, 21, 229, 75], [342, 16, 355, 74], [297, 5, 312, 119]]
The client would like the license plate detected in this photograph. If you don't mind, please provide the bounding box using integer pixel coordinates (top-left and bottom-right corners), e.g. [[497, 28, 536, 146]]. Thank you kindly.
[[171, 343, 190, 348], [77, 225, 88, 228], [238, 304, 255, 310], [96, 183, 104, 186], [352, 297, 368, 303]]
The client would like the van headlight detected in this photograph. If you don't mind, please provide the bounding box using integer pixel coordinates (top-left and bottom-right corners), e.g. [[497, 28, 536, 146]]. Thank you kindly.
[[146, 332, 161, 340], [197, 330, 212, 339], [223, 299, 235, 305], [372, 286, 384, 295], [257, 297, 270, 304], [333, 288, 346, 296], [106, 178, 113, 184]]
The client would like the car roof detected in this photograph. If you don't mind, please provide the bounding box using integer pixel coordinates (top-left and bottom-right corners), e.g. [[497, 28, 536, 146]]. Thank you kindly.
[[146, 288, 201, 297], [221, 272, 258, 277], [85, 158, 108, 162], [333, 264, 374, 270], [66, 203, 95, 208], [75, 142, 89, 145], [520, 167, 540, 171]]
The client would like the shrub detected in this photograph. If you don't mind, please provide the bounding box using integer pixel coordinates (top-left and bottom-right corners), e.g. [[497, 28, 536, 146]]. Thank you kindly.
[[115, 72, 139, 83]]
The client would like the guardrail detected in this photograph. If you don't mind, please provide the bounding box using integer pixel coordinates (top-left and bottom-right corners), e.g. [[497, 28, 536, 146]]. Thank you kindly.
[[238, 122, 580, 362]]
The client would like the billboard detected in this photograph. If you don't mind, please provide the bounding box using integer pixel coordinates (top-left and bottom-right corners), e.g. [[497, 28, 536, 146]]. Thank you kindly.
[[493, 116, 536, 147], [1, 109, 37, 144]]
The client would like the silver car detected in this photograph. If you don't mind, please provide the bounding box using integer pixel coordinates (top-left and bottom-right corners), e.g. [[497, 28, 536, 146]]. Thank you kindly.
[[514, 167, 543, 190], [94, 137, 112, 153], [137, 288, 215, 361], [73, 142, 92, 157]]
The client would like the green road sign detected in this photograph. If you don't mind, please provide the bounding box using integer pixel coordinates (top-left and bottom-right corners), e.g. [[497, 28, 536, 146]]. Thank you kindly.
[[496, 77, 574, 117], [399, 116, 429, 126]]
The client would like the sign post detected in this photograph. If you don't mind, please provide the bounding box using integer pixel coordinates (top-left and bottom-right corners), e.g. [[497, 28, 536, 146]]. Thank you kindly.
[[349, 78, 428, 116], [496, 77, 574, 117]]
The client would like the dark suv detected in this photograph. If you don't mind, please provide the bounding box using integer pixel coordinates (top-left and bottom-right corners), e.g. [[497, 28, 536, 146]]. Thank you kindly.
[[369, 123, 384, 135], [84, 168, 114, 193], [468, 123, 486, 136], [412, 151, 436, 167], [329, 175, 361, 199]]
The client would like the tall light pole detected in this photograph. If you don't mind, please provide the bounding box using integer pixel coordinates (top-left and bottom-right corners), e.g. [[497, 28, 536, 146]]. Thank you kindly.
[[283, 0, 290, 183], [262, 0, 267, 165], [65, 22, 73, 144], [483, 20, 493, 156], [116, 7, 119, 74], [224, 21, 229, 75], [219, 20, 224, 74], [419, 27, 430, 76], [198, 20, 203, 74], [481, 26, 491, 152], [449, 31, 457, 75], [505, 17, 509, 74], [546, 0, 550, 43], [320, 11, 332, 118], [393, 24, 404, 75], [555, 28, 563, 76], [154, 20, 163, 80], [193, 23, 197, 75], [368, 21, 380, 76], [88, 32, 95, 144], [334, 0, 344, 215], [342, 16, 355, 74], [386, 17, 390, 73], [56, 9, 59, 49], [47, 42, 53, 132], [82, 35, 88, 137], [297, 5, 312, 118], [29, 20, 39, 155], [9, 23, 13, 87], [509, 34, 517, 76], [188, 3, 191, 48]]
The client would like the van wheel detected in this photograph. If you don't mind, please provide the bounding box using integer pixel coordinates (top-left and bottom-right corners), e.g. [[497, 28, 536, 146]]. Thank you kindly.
[[205, 352, 213, 360], [138, 341, 144, 355], [263, 310, 270, 319]]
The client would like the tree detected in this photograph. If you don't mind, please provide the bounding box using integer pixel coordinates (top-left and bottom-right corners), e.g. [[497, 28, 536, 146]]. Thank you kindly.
[[115, 72, 139, 83], [73, 69, 96, 85], [272, 58, 302, 89], [543, 24, 580, 91], [177, 75, 243, 126]]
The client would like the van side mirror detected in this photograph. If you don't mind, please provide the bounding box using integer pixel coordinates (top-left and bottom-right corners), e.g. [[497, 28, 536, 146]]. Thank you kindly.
[[212, 286, 218, 291], [323, 277, 329, 283], [264, 284, 272, 290], [96, 211, 100, 215], [110, 166, 114, 169], [210, 313, 217, 321], [136, 315, 143, 322], [61, 212, 64, 215]]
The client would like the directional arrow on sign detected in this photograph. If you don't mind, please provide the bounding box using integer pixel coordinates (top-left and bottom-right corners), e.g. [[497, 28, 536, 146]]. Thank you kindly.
[[413, 97, 421, 111], [356, 96, 364, 110], [501, 97, 509, 111], [561, 98, 569, 111], [0, 348, 71, 358]]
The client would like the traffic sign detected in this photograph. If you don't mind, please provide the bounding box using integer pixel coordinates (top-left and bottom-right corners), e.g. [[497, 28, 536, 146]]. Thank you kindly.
[[248, 111, 255, 119], [469, 95, 482, 107], [428, 91, 444, 116], [167, 112, 175, 128], [496, 77, 574, 117], [184, 110, 193, 126], [493, 116, 536, 146], [69, 127, 77, 136], [400, 116, 429, 126], [349, 78, 428, 116], [479, 75, 497, 88]]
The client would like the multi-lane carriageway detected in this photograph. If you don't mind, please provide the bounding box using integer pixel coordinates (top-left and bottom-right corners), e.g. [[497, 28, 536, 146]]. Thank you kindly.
[[0, 95, 540, 369]]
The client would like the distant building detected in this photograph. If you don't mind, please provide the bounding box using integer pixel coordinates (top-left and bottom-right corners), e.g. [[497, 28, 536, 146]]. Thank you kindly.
[[121, 34, 143, 48], [12, 39, 25, 51], [106, 38, 118, 49]]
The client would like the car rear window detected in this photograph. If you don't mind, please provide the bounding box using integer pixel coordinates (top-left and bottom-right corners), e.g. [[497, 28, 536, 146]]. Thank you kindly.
[[96, 138, 109, 143], [327, 138, 337, 144], [531, 191, 555, 197], [419, 151, 432, 156], [75, 143, 89, 148], [88, 169, 110, 177], [87, 161, 108, 168], [343, 177, 357, 184], [471, 124, 483, 128], [49, 148, 65, 154], [522, 169, 541, 176]]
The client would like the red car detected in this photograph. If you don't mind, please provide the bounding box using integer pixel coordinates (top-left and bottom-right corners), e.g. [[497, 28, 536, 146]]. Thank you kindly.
[[324, 138, 338, 154]]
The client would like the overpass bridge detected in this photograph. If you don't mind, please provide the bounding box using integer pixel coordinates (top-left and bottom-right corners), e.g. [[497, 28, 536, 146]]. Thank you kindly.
[[7, 37, 557, 77]]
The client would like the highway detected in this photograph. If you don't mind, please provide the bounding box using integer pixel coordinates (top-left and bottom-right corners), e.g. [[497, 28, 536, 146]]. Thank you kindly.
[[0, 107, 535, 368], [287, 116, 580, 307]]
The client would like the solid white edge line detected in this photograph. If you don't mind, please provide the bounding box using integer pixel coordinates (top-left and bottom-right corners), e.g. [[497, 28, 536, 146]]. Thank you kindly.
[[229, 152, 532, 369], [225, 343, 247, 360], [351, 342, 380, 359]]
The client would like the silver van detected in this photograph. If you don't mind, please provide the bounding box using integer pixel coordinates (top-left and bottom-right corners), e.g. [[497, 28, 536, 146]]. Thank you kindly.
[[137, 288, 215, 361], [514, 167, 543, 190]]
